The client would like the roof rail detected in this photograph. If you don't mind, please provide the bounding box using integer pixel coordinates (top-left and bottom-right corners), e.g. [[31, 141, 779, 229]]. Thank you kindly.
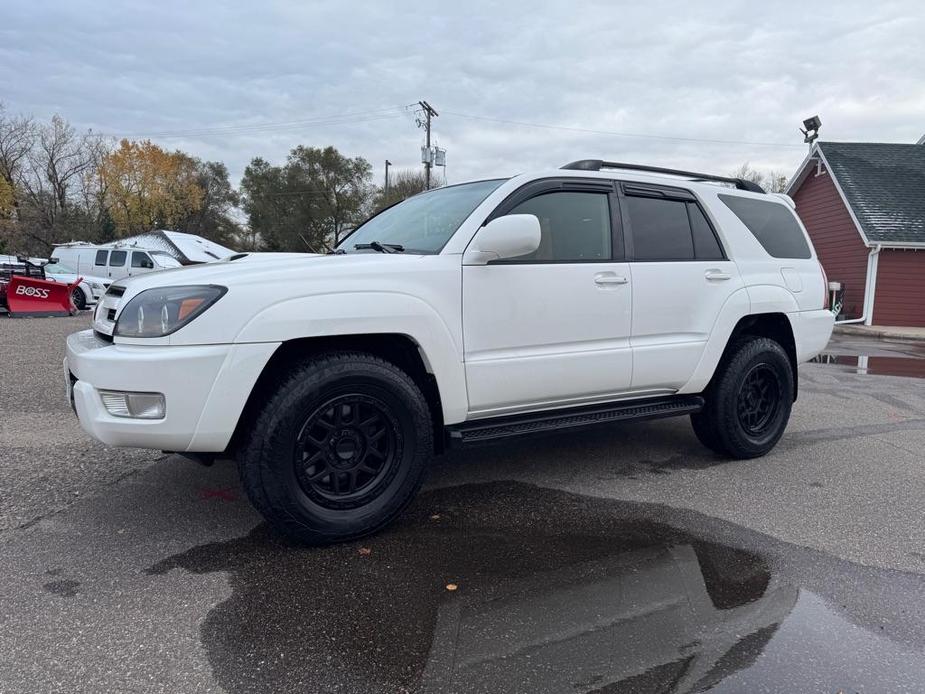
[[560, 160, 765, 194]]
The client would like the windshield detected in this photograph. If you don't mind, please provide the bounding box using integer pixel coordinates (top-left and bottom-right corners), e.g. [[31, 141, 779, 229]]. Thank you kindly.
[[44, 260, 77, 274], [339, 178, 507, 254], [150, 251, 182, 268]]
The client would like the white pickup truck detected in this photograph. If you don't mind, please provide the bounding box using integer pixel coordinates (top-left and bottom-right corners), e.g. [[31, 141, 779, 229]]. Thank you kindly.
[[66, 160, 834, 544]]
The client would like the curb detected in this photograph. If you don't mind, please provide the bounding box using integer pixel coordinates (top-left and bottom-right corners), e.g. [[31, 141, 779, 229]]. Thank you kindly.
[[833, 324, 925, 343]]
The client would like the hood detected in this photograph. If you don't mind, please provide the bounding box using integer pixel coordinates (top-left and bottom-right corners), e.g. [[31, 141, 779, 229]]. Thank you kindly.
[[110, 251, 433, 297], [46, 271, 109, 285]]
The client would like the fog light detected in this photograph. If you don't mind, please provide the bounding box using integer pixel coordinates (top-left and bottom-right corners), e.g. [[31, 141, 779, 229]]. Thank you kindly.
[[99, 390, 166, 419]]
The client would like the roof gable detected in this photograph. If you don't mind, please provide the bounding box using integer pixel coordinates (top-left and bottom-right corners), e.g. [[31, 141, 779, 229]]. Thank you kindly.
[[816, 142, 925, 245]]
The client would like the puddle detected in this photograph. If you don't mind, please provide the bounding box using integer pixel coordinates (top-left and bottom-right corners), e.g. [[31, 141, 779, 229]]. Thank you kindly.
[[149, 482, 925, 694], [810, 352, 925, 379]]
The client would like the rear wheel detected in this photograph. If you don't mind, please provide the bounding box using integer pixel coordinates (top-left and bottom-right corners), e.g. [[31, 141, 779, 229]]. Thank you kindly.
[[71, 287, 87, 311], [238, 352, 433, 545], [691, 337, 793, 459]]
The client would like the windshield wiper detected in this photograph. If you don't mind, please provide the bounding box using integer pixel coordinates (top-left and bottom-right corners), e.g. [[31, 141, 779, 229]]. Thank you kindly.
[[354, 241, 404, 253]]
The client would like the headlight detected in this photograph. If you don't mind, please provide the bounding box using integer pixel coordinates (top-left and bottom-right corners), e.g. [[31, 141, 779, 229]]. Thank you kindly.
[[114, 285, 227, 338]]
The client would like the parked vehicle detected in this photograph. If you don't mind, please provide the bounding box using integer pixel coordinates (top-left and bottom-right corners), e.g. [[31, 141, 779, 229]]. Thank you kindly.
[[65, 160, 834, 544], [43, 259, 110, 310], [53, 243, 182, 282], [1, 257, 81, 317]]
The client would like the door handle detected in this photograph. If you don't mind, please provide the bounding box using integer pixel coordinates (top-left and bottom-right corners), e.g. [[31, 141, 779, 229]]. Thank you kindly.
[[594, 273, 628, 285], [705, 270, 732, 281]]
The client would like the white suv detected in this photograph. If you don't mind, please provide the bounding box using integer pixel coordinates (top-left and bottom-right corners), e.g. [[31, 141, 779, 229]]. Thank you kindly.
[[65, 160, 834, 544]]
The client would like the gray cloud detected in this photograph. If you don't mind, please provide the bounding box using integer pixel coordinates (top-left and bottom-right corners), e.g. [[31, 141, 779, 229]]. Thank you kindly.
[[2, 0, 923, 186]]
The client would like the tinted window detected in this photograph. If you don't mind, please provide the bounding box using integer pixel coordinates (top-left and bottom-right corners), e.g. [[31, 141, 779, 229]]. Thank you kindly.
[[109, 250, 127, 267], [131, 252, 154, 269], [94, 250, 108, 266], [627, 196, 694, 260], [719, 194, 811, 259], [506, 191, 611, 262], [689, 204, 724, 260]]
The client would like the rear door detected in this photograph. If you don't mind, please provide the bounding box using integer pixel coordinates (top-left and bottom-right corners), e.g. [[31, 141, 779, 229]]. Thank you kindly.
[[621, 182, 743, 391], [717, 194, 823, 312], [462, 178, 634, 416]]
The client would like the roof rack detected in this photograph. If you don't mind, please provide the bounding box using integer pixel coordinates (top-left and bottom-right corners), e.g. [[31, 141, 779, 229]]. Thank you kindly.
[[560, 160, 765, 194]]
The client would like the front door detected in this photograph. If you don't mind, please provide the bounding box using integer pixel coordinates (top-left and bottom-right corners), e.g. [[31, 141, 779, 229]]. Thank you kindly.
[[462, 180, 634, 417]]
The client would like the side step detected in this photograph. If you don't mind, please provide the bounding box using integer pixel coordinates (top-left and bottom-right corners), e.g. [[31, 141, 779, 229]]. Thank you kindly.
[[447, 395, 704, 447]]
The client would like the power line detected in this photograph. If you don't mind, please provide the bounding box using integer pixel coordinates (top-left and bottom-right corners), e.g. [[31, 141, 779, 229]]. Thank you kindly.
[[102, 105, 416, 139], [441, 110, 806, 149]]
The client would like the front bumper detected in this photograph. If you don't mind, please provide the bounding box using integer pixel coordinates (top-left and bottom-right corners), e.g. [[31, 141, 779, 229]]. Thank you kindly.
[[65, 330, 279, 452]]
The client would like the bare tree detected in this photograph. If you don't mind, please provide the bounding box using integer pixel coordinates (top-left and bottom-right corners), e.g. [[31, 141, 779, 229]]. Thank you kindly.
[[16, 115, 105, 250], [0, 104, 36, 214], [731, 163, 788, 193]]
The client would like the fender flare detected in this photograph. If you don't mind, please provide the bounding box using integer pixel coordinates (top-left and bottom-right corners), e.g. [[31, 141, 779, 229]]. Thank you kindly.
[[234, 291, 468, 424], [678, 286, 799, 394]]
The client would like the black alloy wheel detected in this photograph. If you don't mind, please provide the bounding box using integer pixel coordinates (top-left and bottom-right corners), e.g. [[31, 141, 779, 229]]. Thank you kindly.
[[736, 363, 783, 436], [295, 394, 401, 508]]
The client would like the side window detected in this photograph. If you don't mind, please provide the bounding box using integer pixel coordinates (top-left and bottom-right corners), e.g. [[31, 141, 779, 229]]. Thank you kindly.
[[505, 191, 611, 262], [718, 194, 811, 259], [688, 204, 724, 260], [94, 250, 108, 266], [131, 252, 154, 269], [626, 196, 694, 261], [109, 250, 127, 267]]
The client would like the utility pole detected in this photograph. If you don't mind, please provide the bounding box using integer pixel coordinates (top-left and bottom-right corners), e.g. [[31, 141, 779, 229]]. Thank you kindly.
[[384, 160, 392, 199], [418, 100, 438, 188]]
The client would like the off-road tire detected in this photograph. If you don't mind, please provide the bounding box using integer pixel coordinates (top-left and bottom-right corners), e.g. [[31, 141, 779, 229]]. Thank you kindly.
[[238, 352, 433, 545], [691, 337, 793, 459]]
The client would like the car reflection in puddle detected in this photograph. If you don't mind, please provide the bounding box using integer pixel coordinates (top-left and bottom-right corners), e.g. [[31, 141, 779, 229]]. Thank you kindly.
[[811, 352, 925, 379], [149, 482, 925, 694]]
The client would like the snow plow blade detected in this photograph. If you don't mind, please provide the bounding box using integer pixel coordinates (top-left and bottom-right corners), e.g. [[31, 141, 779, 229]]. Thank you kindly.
[[6, 275, 80, 317]]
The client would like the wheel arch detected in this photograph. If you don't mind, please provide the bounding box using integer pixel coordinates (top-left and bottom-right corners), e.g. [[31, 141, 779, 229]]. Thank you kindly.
[[709, 313, 799, 401], [227, 333, 448, 456]]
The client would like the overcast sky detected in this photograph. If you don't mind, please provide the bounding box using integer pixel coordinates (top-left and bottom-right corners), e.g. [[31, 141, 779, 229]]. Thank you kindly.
[[2, 1, 923, 187]]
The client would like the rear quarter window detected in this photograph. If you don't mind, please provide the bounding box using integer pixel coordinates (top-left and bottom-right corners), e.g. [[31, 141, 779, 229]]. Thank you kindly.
[[718, 194, 811, 259]]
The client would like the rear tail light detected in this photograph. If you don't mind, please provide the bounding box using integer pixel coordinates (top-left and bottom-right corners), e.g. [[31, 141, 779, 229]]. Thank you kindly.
[[819, 262, 829, 309]]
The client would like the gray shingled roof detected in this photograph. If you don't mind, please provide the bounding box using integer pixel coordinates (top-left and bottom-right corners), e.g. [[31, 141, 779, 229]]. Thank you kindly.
[[819, 142, 925, 245]]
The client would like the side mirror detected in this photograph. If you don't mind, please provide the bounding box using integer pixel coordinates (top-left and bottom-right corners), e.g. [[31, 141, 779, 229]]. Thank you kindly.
[[463, 214, 541, 265]]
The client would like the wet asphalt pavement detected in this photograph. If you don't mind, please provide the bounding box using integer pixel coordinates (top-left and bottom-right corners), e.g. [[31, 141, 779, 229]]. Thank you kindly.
[[2, 316, 925, 693]]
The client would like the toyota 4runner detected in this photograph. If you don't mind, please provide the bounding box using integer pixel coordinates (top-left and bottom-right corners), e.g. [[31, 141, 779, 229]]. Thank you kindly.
[[65, 160, 834, 544]]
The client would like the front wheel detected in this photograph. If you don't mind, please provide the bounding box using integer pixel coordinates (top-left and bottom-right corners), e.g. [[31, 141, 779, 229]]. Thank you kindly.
[[238, 353, 433, 545], [71, 287, 87, 311], [691, 337, 793, 459]]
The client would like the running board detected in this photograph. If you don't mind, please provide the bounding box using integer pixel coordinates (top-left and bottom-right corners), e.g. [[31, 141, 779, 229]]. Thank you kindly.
[[447, 395, 704, 447]]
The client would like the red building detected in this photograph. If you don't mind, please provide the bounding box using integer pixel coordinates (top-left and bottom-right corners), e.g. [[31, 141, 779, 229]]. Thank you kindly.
[[787, 141, 925, 327]]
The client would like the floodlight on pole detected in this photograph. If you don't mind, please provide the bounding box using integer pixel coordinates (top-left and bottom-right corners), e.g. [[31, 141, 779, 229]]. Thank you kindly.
[[799, 115, 822, 149]]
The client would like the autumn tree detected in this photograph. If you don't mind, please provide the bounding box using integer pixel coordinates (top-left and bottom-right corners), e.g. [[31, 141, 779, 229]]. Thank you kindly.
[[98, 139, 204, 236], [240, 146, 372, 251]]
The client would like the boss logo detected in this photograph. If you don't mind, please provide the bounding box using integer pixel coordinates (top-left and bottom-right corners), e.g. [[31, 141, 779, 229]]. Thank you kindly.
[[14, 285, 51, 298]]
